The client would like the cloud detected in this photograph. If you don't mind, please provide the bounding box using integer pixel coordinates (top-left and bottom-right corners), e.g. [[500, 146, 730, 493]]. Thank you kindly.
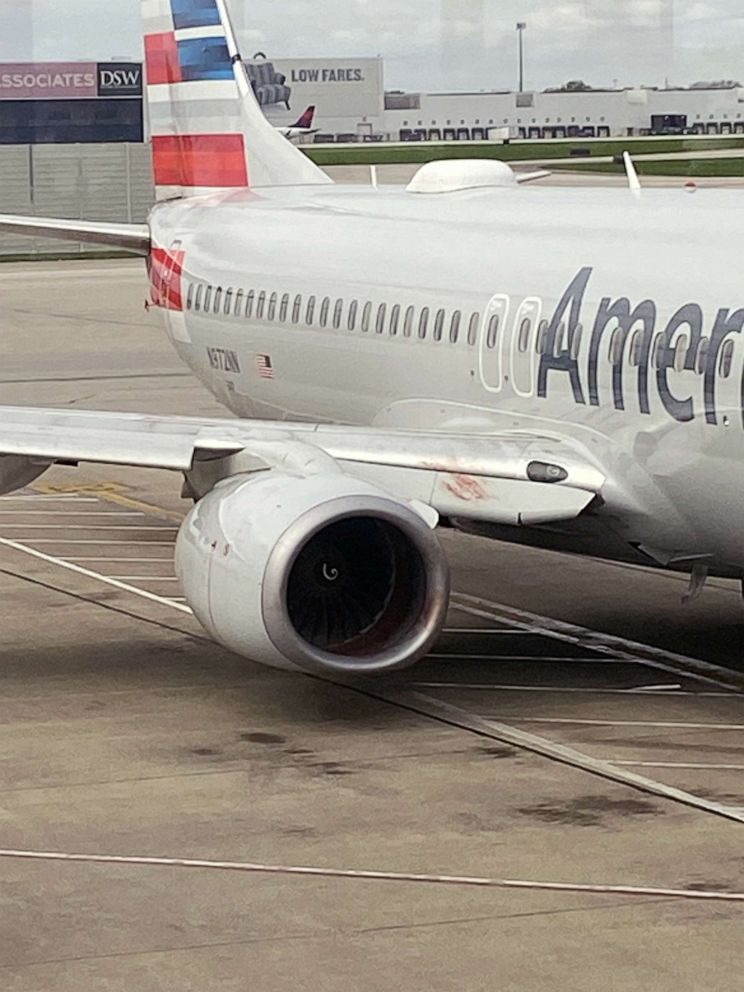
[[0, 0, 742, 90]]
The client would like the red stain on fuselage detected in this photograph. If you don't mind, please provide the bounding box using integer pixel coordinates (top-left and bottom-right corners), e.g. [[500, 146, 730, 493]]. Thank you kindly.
[[443, 474, 488, 502]]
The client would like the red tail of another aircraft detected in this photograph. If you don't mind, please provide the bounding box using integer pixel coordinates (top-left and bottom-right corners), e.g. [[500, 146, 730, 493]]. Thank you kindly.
[[293, 106, 316, 130]]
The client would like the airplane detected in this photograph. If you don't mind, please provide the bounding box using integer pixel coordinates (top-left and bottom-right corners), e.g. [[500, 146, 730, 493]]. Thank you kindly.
[[0, 0, 741, 681], [275, 105, 318, 140]]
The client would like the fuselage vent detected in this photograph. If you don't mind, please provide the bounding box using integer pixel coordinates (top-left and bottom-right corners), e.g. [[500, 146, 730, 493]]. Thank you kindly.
[[406, 159, 519, 194]]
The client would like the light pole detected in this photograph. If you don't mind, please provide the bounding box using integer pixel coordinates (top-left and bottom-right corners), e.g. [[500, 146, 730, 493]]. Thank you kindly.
[[516, 21, 526, 93]]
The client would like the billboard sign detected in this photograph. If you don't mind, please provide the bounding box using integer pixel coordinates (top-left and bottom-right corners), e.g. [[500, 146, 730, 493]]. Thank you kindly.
[[97, 63, 143, 97], [271, 58, 383, 119], [0, 62, 97, 100], [0, 62, 143, 101]]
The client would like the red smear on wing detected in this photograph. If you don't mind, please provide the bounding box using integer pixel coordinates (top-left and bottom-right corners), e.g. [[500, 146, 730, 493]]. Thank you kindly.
[[152, 134, 249, 188]]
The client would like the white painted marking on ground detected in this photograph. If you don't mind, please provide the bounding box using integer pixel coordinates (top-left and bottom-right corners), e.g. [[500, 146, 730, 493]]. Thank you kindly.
[[451, 593, 744, 693], [0, 525, 177, 530], [487, 717, 744, 730], [0, 496, 99, 502], [64, 557, 174, 563], [613, 761, 744, 771], [442, 628, 524, 635], [413, 683, 719, 697], [109, 576, 178, 581], [364, 686, 744, 823], [0, 510, 144, 516], [428, 653, 620, 663], [27, 540, 175, 546], [630, 684, 684, 693], [0, 536, 192, 614], [3, 847, 744, 902]]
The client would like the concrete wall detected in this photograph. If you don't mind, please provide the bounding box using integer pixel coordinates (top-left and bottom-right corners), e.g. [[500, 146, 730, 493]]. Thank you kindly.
[[0, 143, 154, 256]]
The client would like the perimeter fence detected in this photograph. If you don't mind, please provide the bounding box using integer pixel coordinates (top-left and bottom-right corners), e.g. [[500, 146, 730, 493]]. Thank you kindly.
[[0, 143, 154, 257]]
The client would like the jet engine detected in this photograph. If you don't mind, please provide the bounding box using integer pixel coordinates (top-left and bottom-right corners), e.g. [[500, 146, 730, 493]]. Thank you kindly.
[[0, 455, 49, 496], [175, 471, 450, 675]]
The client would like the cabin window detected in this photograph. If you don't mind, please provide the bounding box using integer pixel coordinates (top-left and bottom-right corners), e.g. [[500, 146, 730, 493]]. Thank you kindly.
[[306, 295, 315, 324], [609, 327, 623, 364], [292, 294, 302, 324], [433, 308, 445, 342], [279, 293, 289, 322], [629, 328, 644, 366], [518, 318, 532, 353], [449, 310, 461, 344], [235, 289, 244, 315], [535, 319, 549, 354], [203, 285, 212, 311], [194, 284, 204, 311], [376, 303, 387, 334], [333, 298, 344, 329], [256, 291, 266, 319], [361, 302, 372, 332], [319, 297, 330, 327], [418, 307, 430, 339], [467, 312, 479, 346], [403, 305, 415, 337], [486, 314, 499, 349], [652, 333, 664, 369], [186, 283, 194, 310], [224, 288, 233, 315], [720, 339, 735, 378], [245, 289, 254, 318], [696, 337, 709, 374], [214, 287, 223, 313], [267, 291, 277, 321], [673, 335, 688, 373], [570, 323, 583, 361], [390, 304, 401, 336], [348, 299, 358, 330]]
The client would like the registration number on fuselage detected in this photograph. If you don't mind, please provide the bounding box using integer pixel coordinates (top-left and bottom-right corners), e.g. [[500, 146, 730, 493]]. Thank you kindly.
[[206, 346, 241, 373]]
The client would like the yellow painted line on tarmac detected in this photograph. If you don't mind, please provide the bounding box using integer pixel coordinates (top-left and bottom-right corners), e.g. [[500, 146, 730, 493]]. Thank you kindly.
[[33, 481, 185, 524]]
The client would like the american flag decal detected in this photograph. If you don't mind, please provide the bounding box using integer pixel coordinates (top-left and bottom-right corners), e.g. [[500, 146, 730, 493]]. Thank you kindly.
[[256, 354, 274, 379]]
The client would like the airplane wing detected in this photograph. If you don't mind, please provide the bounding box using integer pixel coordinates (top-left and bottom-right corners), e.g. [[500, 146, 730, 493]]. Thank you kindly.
[[0, 406, 605, 527], [0, 215, 150, 254]]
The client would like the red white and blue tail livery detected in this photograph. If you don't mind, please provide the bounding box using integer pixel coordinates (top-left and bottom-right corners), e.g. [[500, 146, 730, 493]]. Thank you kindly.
[[142, 0, 329, 195]]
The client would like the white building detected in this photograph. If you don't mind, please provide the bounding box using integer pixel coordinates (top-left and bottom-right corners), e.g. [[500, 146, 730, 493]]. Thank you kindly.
[[260, 56, 744, 141]]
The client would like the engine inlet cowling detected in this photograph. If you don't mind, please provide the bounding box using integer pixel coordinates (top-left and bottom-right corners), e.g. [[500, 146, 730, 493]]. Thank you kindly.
[[175, 472, 450, 676]]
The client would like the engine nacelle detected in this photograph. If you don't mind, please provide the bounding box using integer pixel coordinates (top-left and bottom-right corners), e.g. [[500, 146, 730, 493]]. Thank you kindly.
[[0, 455, 49, 496], [175, 472, 450, 675]]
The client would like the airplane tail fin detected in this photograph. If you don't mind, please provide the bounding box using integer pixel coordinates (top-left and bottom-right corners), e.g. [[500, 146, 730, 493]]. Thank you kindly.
[[293, 105, 316, 130], [142, 0, 331, 197]]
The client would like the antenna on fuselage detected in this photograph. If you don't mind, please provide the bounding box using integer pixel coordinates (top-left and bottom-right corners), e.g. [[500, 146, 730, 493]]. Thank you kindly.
[[623, 151, 642, 199], [370, 165, 379, 190]]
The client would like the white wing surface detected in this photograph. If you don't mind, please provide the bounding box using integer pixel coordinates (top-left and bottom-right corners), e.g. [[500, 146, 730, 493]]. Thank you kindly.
[[0, 406, 605, 527], [0, 215, 150, 253]]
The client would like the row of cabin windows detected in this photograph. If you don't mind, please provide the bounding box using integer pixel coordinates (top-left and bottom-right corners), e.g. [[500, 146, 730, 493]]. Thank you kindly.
[[528, 318, 734, 378], [186, 282, 482, 346], [185, 283, 736, 379]]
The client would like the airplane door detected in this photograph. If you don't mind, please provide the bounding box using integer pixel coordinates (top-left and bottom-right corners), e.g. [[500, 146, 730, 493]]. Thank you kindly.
[[478, 294, 510, 392], [508, 297, 542, 396]]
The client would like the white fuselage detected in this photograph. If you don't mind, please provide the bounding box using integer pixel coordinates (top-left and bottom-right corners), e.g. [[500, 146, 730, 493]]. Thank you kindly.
[[147, 183, 744, 575]]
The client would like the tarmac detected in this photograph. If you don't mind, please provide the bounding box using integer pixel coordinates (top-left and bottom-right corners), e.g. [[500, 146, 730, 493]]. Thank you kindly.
[[325, 161, 744, 187], [2, 253, 744, 991]]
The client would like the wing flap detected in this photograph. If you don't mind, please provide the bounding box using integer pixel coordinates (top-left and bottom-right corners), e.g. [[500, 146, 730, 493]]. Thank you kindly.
[[0, 215, 150, 254]]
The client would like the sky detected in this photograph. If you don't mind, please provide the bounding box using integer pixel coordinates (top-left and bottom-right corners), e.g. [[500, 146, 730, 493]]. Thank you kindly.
[[1, 0, 743, 92]]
